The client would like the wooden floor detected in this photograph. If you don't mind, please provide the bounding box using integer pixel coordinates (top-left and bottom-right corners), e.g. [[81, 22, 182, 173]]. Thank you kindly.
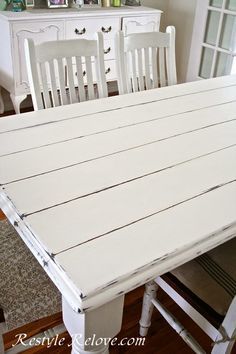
[[2, 287, 207, 353], [3, 284, 236, 354]]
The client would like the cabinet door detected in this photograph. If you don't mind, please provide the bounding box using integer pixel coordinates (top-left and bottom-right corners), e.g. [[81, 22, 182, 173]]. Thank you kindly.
[[12, 21, 64, 94], [122, 15, 160, 35], [65, 17, 120, 40]]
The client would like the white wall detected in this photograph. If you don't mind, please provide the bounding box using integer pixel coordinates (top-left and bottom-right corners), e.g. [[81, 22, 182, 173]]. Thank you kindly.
[[141, 0, 169, 30], [142, 0, 197, 83], [166, 0, 197, 82]]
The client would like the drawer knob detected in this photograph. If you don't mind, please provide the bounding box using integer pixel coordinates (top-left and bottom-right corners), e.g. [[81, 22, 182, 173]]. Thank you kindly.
[[75, 71, 86, 76], [104, 47, 111, 54], [101, 26, 112, 33], [74, 28, 86, 35], [105, 67, 111, 75]]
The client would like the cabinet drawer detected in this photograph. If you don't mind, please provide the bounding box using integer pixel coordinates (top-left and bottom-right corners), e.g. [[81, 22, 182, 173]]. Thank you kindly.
[[70, 39, 114, 66], [72, 59, 116, 85], [104, 60, 116, 81], [65, 17, 120, 40], [122, 15, 160, 35], [103, 39, 115, 61]]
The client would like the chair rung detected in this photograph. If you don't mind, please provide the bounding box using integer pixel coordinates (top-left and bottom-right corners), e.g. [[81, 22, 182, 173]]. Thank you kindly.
[[152, 298, 206, 354], [156, 276, 219, 340]]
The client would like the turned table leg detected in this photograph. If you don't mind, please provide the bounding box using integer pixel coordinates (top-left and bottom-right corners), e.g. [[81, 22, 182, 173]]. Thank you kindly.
[[62, 295, 125, 354]]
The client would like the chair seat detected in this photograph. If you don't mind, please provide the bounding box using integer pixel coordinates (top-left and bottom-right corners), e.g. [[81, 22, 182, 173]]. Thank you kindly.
[[0, 219, 61, 330], [171, 237, 236, 316]]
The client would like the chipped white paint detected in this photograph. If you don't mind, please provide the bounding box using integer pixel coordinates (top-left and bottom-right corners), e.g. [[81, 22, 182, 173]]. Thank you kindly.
[[0, 75, 236, 353]]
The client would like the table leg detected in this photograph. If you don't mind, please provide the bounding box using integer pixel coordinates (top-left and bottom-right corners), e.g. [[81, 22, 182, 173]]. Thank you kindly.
[[62, 295, 125, 354]]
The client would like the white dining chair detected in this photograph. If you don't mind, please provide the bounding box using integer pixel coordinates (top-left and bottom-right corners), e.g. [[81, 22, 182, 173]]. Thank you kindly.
[[115, 26, 177, 95], [24, 32, 108, 111], [139, 237, 236, 354]]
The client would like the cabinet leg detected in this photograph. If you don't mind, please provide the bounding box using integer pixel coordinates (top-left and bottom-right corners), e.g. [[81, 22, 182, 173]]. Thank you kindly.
[[10, 93, 27, 114], [0, 87, 4, 114], [62, 295, 125, 354]]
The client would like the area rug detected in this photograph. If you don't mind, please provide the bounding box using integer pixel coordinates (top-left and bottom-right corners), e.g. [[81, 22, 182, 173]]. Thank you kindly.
[[0, 219, 61, 330]]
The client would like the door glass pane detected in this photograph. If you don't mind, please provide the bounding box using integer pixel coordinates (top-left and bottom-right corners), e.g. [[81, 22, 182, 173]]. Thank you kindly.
[[210, 0, 223, 7], [204, 11, 220, 45], [214, 52, 233, 76], [199, 47, 214, 78], [219, 14, 236, 50], [226, 0, 236, 11]]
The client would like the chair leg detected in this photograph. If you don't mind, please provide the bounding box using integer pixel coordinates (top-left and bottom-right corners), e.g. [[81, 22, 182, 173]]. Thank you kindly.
[[139, 281, 158, 336], [211, 296, 236, 354]]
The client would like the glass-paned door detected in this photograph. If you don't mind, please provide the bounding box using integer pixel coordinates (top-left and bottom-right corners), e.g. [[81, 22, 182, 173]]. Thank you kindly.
[[187, 0, 236, 81]]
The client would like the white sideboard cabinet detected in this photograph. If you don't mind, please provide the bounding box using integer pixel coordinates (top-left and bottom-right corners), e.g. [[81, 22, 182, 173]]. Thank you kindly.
[[0, 6, 161, 113]]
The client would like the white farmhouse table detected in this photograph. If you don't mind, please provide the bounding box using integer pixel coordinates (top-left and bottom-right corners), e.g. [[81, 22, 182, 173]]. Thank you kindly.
[[0, 75, 236, 353]]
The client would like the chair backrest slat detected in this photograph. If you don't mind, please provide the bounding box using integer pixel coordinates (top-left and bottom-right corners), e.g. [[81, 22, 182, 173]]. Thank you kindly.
[[158, 47, 166, 87], [57, 58, 68, 105], [66, 56, 77, 104], [137, 48, 145, 92], [115, 27, 177, 94], [151, 47, 158, 89], [131, 50, 138, 92], [24, 34, 107, 111], [126, 53, 132, 94], [144, 48, 152, 90], [48, 60, 60, 107], [85, 56, 95, 100], [40, 62, 51, 109], [75, 56, 86, 102], [96, 32, 108, 98]]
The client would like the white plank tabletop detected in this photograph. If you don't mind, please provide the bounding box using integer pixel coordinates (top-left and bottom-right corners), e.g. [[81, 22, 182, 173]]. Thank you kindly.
[[1, 75, 236, 313]]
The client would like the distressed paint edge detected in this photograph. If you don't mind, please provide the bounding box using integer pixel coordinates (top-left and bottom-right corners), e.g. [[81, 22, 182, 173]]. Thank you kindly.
[[0, 189, 84, 313], [77, 225, 236, 311], [1, 187, 236, 313]]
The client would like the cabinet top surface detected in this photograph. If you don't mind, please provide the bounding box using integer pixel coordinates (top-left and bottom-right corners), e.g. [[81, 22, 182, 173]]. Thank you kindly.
[[0, 6, 162, 21]]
